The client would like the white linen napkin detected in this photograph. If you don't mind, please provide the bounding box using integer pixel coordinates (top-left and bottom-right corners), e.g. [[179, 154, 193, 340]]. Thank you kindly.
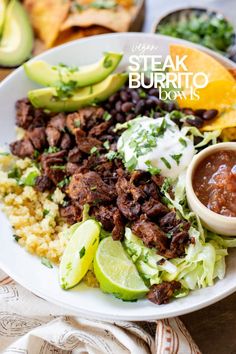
[[0, 269, 201, 354]]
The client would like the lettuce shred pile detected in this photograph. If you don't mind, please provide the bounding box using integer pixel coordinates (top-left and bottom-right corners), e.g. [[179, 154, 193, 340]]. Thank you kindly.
[[124, 174, 236, 298]]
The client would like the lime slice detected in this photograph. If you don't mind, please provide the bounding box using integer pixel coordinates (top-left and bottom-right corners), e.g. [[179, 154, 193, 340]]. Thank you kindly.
[[59, 219, 100, 290], [94, 237, 148, 301]]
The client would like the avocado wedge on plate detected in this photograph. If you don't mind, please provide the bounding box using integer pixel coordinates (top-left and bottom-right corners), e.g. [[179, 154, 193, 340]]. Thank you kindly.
[[28, 73, 128, 112], [0, 0, 33, 67], [24, 52, 123, 87], [0, 0, 8, 37]]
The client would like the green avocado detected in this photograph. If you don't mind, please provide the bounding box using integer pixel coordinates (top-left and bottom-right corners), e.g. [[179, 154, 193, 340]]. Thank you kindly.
[[24, 52, 123, 87], [0, 0, 8, 37], [28, 73, 128, 112], [0, 0, 33, 67]]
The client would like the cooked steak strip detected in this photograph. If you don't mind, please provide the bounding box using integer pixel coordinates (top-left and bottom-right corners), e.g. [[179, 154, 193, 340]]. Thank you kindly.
[[68, 171, 116, 205], [148, 281, 181, 305], [10, 139, 34, 158]]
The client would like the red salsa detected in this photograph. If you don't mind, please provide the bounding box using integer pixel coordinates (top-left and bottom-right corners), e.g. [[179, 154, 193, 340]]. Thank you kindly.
[[193, 150, 236, 217]]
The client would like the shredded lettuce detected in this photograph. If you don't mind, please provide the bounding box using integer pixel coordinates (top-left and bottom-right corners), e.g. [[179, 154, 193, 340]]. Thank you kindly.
[[124, 175, 236, 297]]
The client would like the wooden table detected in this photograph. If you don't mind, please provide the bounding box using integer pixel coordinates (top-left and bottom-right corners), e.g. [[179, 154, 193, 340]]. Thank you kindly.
[[1, 1, 235, 352]]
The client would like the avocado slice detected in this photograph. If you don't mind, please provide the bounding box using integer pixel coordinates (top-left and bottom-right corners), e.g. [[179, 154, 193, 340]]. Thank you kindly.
[[0, 0, 8, 37], [28, 73, 128, 113], [0, 0, 33, 67], [24, 52, 123, 87]]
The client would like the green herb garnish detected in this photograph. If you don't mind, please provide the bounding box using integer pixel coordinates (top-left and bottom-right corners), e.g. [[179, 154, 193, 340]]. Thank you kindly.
[[79, 246, 86, 259], [156, 13, 234, 53], [125, 156, 137, 172], [160, 157, 171, 169], [13, 234, 21, 242], [170, 153, 182, 166], [179, 137, 187, 147], [103, 111, 112, 121], [74, 120, 81, 128], [90, 146, 99, 155], [43, 209, 50, 217], [145, 160, 161, 175], [103, 140, 110, 150], [41, 257, 53, 269]]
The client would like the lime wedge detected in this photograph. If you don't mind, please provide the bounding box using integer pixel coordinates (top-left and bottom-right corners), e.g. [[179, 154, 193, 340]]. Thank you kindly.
[[94, 237, 148, 301], [59, 219, 100, 290]]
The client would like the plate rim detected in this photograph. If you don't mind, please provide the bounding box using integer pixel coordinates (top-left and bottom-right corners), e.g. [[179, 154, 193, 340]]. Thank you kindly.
[[0, 32, 236, 320]]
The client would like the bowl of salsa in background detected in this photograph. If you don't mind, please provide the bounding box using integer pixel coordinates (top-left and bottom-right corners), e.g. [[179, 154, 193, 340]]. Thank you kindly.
[[186, 142, 236, 236]]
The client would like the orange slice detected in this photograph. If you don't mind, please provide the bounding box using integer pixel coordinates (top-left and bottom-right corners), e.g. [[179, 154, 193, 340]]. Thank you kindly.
[[169, 44, 236, 111]]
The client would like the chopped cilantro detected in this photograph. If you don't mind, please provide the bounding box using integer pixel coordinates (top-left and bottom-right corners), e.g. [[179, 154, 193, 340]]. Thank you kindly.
[[103, 111, 112, 121], [79, 246, 86, 259], [41, 257, 53, 269], [139, 89, 147, 98], [43, 209, 50, 217], [103, 140, 110, 150], [90, 146, 99, 155], [22, 171, 39, 186], [105, 150, 117, 160], [33, 150, 40, 159], [51, 165, 66, 170], [8, 167, 21, 179], [13, 234, 21, 242], [125, 156, 137, 172], [179, 137, 187, 147], [171, 154, 182, 166], [74, 120, 81, 128], [45, 146, 60, 154], [0, 152, 10, 156], [55, 80, 78, 99], [57, 176, 71, 188], [103, 54, 113, 68], [145, 160, 161, 175], [160, 157, 171, 169], [91, 0, 117, 9]]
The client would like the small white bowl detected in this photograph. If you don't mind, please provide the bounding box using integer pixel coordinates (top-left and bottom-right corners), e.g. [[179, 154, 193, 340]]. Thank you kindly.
[[186, 142, 236, 236]]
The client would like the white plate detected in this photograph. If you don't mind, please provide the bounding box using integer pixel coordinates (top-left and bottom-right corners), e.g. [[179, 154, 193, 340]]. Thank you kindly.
[[0, 33, 236, 321]]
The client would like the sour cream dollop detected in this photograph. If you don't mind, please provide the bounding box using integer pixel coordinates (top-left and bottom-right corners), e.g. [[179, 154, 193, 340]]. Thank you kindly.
[[117, 115, 195, 179]]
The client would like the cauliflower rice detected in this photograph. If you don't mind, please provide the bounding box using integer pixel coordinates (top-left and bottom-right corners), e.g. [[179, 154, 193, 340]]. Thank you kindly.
[[0, 153, 70, 263]]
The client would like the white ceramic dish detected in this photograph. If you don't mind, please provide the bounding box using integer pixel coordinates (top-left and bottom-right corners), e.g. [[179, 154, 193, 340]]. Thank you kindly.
[[0, 33, 236, 321]]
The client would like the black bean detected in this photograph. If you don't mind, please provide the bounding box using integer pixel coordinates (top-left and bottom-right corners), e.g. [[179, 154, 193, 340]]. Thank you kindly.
[[186, 116, 204, 128], [121, 102, 133, 113], [115, 101, 122, 112], [166, 102, 177, 112], [194, 109, 206, 118], [115, 113, 126, 123], [130, 90, 140, 103], [120, 90, 131, 102], [154, 112, 163, 118], [109, 92, 120, 104], [135, 100, 146, 115], [148, 88, 159, 97], [148, 96, 162, 107], [194, 136, 203, 145], [126, 113, 135, 121], [202, 109, 218, 120], [182, 108, 194, 115]]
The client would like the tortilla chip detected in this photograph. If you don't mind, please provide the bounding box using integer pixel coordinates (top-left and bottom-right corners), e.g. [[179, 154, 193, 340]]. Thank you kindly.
[[202, 109, 236, 131], [221, 127, 236, 141], [229, 69, 236, 80], [61, 6, 136, 33], [54, 25, 111, 46], [24, 0, 70, 48]]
